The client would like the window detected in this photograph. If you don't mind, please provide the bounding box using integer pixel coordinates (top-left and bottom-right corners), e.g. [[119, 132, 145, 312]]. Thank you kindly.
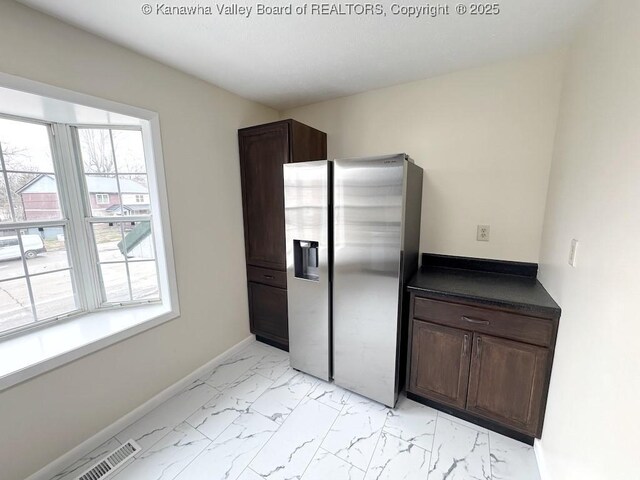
[[77, 127, 159, 305], [0, 117, 78, 333], [95, 193, 109, 204], [0, 116, 162, 337]]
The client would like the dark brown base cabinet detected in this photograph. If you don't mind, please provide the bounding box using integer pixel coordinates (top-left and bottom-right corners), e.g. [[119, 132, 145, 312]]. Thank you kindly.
[[239, 120, 327, 350], [408, 294, 559, 441], [248, 282, 289, 344]]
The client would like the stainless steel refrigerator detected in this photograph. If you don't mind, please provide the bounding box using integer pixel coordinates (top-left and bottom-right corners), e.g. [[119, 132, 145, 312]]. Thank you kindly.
[[284, 154, 423, 407]]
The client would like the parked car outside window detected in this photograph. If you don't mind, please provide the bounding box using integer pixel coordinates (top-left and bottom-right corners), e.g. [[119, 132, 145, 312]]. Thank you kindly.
[[0, 234, 46, 261]]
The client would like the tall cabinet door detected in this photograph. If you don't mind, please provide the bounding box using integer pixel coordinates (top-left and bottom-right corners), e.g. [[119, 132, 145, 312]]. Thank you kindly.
[[239, 123, 290, 270], [409, 321, 472, 409], [467, 334, 549, 434]]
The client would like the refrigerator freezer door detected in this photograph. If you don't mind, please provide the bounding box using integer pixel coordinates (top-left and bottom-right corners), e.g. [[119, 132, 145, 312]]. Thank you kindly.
[[284, 160, 331, 381], [333, 155, 406, 407]]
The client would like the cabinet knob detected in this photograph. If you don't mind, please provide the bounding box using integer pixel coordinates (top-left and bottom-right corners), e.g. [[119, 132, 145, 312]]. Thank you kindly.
[[476, 336, 482, 357], [463, 334, 469, 356]]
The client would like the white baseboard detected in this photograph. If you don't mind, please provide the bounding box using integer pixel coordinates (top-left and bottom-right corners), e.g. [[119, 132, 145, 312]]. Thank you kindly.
[[26, 335, 256, 480], [534, 439, 552, 480]]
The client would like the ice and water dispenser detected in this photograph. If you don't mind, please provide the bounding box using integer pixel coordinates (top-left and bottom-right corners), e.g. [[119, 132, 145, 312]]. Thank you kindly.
[[293, 240, 320, 281]]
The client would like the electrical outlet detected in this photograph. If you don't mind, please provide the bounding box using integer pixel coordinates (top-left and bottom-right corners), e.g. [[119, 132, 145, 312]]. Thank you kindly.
[[568, 239, 579, 267], [477, 225, 490, 242]]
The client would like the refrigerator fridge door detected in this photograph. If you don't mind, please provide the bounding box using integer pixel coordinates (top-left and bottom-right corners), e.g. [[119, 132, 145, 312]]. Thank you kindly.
[[333, 154, 412, 407], [283, 160, 332, 381]]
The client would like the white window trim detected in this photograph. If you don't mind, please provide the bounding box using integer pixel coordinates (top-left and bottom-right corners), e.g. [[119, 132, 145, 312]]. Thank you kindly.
[[0, 72, 180, 392], [95, 193, 110, 204]]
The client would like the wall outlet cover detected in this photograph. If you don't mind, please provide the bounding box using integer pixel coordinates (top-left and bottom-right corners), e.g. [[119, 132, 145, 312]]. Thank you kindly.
[[477, 225, 490, 242]]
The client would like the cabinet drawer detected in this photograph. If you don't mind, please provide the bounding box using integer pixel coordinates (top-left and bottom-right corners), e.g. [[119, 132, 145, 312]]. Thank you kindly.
[[413, 297, 553, 347], [247, 266, 287, 289]]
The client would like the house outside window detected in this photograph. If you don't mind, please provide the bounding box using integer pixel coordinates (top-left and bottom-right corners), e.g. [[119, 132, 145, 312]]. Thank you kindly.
[[135, 194, 144, 203]]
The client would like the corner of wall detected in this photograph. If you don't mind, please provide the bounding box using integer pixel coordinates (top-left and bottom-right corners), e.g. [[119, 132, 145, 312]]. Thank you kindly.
[[534, 439, 552, 480]]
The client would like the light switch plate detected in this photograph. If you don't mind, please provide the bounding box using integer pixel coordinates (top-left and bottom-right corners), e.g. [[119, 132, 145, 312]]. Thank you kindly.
[[569, 239, 579, 267], [477, 225, 490, 242]]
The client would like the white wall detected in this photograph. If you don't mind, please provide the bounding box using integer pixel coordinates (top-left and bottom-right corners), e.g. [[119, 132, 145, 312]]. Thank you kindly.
[[0, 2, 278, 479], [536, 0, 640, 478], [283, 51, 565, 262]]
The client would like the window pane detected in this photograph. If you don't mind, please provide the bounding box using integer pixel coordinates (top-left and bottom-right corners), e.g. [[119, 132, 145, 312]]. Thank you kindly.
[[78, 128, 115, 174], [113, 130, 146, 173], [0, 118, 54, 172], [31, 270, 77, 320], [99, 262, 131, 303], [85, 174, 118, 216], [122, 221, 155, 260], [85, 174, 149, 217], [26, 227, 69, 275], [0, 179, 10, 221], [119, 175, 150, 215], [129, 261, 159, 301], [0, 119, 61, 224], [0, 230, 25, 279], [0, 278, 33, 333], [9, 172, 62, 222], [92, 223, 125, 263]]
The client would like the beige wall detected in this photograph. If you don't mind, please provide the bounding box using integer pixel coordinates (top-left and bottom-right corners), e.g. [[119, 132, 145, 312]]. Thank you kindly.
[[0, 2, 278, 479], [537, 0, 640, 478], [283, 51, 566, 263]]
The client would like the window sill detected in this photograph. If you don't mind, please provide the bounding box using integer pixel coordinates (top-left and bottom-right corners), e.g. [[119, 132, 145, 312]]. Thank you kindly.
[[0, 304, 179, 392]]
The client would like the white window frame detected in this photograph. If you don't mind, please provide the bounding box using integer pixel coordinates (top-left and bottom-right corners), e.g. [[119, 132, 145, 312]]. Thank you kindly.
[[95, 193, 109, 204], [0, 117, 162, 331], [0, 72, 179, 392], [71, 125, 160, 310], [0, 114, 81, 326]]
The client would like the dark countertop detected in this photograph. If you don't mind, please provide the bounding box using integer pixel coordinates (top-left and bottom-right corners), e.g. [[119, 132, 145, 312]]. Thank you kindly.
[[407, 266, 561, 318]]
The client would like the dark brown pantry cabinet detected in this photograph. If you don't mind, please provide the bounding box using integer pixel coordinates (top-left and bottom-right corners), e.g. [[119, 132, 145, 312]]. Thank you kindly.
[[238, 120, 327, 350]]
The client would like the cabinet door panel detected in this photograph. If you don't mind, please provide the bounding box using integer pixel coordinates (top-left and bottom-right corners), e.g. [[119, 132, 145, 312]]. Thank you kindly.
[[467, 334, 548, 435], [409, 320, 472, 409], [239, 124, 289, 270], [248, 282, 288, 344]]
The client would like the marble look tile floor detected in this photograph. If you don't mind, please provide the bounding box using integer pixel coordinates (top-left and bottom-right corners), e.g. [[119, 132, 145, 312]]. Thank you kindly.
[[50, 341, 541, 480]]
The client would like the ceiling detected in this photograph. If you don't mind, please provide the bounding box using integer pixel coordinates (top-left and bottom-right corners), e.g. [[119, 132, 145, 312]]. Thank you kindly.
[[17, 0, 596, 110]]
